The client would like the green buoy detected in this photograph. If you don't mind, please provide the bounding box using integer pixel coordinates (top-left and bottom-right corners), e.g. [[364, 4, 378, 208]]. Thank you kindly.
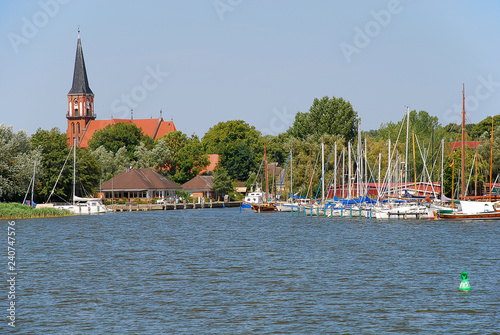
[[459, 270, 471, 291]]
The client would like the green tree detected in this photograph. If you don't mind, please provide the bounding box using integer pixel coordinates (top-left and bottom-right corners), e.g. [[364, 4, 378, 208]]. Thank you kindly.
[[287, 96, 358, 142], [90, 145, 132, 182], [75, 147, 101, 197], [0, 124, 42, 202], [443, 144, 488, 198], [478, 124, 500, 184], [158, 131, 209, 184], [212, 168, 234, 200], [133, 142, 154, 169], [202, 120, 262, 180], [31, 128, 101, 202], [470, 115, 500, 140], [88, 122, 153, 159], [30, 128, 72, 203], [151, 138, 172, 171]]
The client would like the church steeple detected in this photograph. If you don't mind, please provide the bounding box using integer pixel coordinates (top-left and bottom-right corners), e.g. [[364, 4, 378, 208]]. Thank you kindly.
[[68, 28, 93, 95], [67, 29, 95, 146]]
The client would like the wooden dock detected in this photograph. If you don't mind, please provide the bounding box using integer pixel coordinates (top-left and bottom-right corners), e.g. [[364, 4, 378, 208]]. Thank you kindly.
[[112, 201, 242, 212]]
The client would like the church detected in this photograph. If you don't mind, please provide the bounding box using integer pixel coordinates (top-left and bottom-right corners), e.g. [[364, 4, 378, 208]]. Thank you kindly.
[[66, 31, 176, 147]]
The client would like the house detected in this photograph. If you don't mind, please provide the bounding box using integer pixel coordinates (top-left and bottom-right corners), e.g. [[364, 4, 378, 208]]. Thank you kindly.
[[100, 168, 181, 200], [182, 175, 215, 199], [450, 141, 482, 152], [234, 181, 247, 195]]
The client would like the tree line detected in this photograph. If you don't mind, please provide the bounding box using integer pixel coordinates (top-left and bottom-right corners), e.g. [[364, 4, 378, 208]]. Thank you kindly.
[[1, 95, 499, 203]]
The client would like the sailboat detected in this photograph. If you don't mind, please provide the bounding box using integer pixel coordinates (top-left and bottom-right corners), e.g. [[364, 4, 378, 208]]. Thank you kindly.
[[435, 86, 500, 219], [251, 144, 277, 212], [36, 139, 107, 214]]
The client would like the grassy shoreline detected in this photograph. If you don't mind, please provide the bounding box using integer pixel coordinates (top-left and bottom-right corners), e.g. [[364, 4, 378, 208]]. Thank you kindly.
[[0, 203, 73, 220]]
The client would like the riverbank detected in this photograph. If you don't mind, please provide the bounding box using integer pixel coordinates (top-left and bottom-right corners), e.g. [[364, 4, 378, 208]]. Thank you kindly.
[[0, 203, 72, 220]]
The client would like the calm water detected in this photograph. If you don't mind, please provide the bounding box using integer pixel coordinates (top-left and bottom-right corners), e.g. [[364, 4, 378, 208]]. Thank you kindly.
[[2, 208, 500, 334]]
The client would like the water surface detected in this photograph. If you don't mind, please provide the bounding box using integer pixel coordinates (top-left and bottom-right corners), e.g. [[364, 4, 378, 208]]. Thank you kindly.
[[3, 209, 499, 333]]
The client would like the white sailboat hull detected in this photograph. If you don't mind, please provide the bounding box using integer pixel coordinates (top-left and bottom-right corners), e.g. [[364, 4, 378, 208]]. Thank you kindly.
[[39, 200, 107, 214]]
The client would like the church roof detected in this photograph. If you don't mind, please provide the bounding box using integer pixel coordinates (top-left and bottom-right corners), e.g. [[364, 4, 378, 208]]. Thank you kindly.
[[77, 118, 177, 147], [68, 33, 93, 95]]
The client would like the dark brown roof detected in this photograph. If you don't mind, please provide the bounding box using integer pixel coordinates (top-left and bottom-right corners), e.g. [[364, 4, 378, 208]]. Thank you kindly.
[[100, 168, 181, 191], [68, 34, 93, 95], [182, 175, 214, 191]]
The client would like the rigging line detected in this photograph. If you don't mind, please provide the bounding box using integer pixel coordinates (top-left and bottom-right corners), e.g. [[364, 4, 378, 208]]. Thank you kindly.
[[306, 147, 321, 200], [46, 146, 73, 203], [414, 134, 437, 197], [277, 153, 290, 199], [361, 145, 379, 199], [22, 173, 33, 205], [465, 149, 477, 196], [252, 155, 264, 191], [379, 115, 407, 198], [326, 146, 343, 191], [313, 144, 334, 202]]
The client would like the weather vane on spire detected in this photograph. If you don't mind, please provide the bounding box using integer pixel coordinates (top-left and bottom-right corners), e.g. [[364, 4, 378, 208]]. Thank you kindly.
[[78, 25, 80, 38]]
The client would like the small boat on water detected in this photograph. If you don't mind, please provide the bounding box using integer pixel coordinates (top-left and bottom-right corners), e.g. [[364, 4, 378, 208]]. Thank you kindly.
[[37, 196, 107, 214], [434, 89, 499, 220], [36, 138, 107, 215], [253, 144, 277, 213], [251, 202, 277, 212], [276, 197, 309, 213], [435, 200, 500, 220], [242, 188, 266, 209]]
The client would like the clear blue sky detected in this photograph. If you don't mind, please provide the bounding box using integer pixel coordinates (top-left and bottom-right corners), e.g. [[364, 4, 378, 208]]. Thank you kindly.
[[1, 0, 499, 138]]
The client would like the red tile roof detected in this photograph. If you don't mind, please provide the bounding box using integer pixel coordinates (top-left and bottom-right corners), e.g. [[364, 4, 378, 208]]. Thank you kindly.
[[77, 118, 177, 147], [450, 141, 482, 151], [100, 168, 181, 191], [156, 121, 177, 138], [198, 154, 219, 175]]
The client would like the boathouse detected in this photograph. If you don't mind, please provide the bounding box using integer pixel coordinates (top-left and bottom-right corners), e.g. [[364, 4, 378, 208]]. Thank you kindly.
[[182, 175, 216, 199]]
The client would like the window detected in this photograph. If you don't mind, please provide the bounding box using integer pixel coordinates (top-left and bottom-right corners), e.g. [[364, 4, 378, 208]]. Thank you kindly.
[[77, 123, 80, 133], [86, 98, 90, 116], [74, 99, 78, 116], [72, 122, 75, 133]]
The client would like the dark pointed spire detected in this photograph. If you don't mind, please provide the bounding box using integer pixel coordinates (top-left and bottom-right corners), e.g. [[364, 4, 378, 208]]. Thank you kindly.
[[68, 30, 93, 95]]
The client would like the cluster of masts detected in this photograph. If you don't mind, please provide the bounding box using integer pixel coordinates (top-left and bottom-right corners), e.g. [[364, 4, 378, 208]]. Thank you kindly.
[[247, 86, 499, 219]]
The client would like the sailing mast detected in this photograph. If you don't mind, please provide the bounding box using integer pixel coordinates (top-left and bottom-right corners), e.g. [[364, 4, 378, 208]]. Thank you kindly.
[[73, 137, 76, 205], [31, 160, 36, 205], [264, 144, 269, 203], [461, 84, 466, 199], [405, 106, 409, 192], [334, 142, 337, 199], [348, 142, 352, 199], [321, 142, 325, 202], [290, 148, 293, 198], [489, 117, 494, 201], [441, 138, 444, 197]]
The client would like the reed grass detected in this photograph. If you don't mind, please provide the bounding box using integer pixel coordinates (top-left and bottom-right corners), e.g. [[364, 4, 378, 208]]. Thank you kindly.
[[0, 203, 72, 220]]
